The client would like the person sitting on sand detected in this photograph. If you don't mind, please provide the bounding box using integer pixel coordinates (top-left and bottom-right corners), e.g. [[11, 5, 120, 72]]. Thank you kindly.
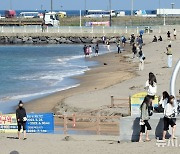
[[154, 91, 169, 113], [139, 96, 152, 142], [152, 35, 157, 42], [16, 100, 27, 140], [158, 36, 163, 41], [162, 95, 177, 140]]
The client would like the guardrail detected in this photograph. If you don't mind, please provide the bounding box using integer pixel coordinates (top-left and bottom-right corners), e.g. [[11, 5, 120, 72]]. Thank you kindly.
[[0, 25, 178, 35], [54, 114, 120, 135]]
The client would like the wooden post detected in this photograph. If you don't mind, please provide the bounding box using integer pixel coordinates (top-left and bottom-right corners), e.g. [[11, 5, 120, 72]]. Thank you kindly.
[[63, 112, 67, 135], [96, 114, 100, 135], [111, 96, 114, 108], [129, 95, 131, 115]]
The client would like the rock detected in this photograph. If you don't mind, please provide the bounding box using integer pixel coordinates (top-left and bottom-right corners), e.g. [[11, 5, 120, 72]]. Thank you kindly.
[[25, 40, 33, 44], [70, 37, 82, 43], [32, 38, 40, 43], [48, 39, 57, 44], [16, 38, 23, 44], [80, 37, 92, 43], [65, 39, 73, 44], [62, 136, 76, 141], [22, 37, 28, 42], [39, 36, 47, 42], [59, 38, 67, 43], [92, 38, 101, 44]]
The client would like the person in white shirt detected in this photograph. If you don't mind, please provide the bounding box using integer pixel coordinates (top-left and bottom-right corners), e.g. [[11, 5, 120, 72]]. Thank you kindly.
[[163, 95, 176, 140], [154, 91, 169, 113], [138, 50, 145, 71], [145, 72, 157, 104], [173, 29, 177, 40]]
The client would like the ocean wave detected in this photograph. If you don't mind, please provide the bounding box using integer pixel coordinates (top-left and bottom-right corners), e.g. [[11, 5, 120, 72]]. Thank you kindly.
[[0, 84, 80, 103]]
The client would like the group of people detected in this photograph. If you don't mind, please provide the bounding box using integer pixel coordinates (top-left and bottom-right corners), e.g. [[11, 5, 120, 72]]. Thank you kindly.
[[130, 33, 145, 71], [83, 44, 99, 57], [152, 35, 163, 42], [167, 29, 177, 40], [139, 72, 177, 142]]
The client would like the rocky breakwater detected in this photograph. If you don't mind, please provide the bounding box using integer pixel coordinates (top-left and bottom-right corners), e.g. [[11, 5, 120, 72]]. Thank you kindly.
[[0, 36, 120, 44]]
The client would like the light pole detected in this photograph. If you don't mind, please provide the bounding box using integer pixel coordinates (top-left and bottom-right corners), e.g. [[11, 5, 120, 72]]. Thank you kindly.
[[109, 0, 112, 27], [10, 0, 12, 10], [51, 0, 53, 13], [158, 0, 161, 15], [131, 0, 134, 16], [171, 3, 175, 9]]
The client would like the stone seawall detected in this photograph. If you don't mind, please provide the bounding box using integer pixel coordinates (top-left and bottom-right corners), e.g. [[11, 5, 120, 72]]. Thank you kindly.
[[0, 33, 122, 45]]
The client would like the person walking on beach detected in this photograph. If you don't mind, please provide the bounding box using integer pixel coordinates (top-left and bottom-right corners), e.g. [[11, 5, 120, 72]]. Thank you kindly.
[[121, 36, 126, 47], [16, 100, 27, 140], [167, 31, 171, 40], [173, 29, 177, 40], [88, 45, 92, 58], [138, 50, 145, 71], [139, 96, 152, 142], [162, 95, 177, 140], [166, 44, 172, 68], [145, 72, 157, 108], [94, 43, 99, 56], [154, 91, 169, 113], [106, 40, 110, 52], [117, 41, 121, 54], [132, 43, 137, 58]]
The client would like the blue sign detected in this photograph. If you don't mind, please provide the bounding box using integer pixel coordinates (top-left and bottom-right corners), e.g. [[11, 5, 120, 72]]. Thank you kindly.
[[26, 113, 54, 133]]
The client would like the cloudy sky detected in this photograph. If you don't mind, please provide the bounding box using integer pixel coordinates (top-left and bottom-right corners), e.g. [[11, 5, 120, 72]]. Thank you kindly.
[[0, 0, 179, 10]]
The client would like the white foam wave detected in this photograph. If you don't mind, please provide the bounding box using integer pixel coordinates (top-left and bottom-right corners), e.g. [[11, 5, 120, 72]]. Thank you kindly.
[[0, 84, 80, 102]]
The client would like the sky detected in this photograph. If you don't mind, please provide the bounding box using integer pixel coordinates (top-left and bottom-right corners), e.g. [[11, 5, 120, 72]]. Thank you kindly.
[[0, 0, 180, 11]]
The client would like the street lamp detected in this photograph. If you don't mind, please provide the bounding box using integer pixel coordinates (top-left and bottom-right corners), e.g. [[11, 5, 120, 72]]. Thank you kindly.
[[131, 0, 134, 16], [51, 0, 53, 13], [171, 3, 175, 9], [109, 0, 112, 27]]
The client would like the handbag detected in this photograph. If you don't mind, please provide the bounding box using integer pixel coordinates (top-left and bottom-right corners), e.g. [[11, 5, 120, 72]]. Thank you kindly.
[[139, 119, 145, 125], [23, 117, 27, 122]]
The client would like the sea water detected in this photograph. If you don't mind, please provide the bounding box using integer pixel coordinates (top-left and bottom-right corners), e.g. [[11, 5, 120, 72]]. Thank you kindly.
[[0, 44, 114, 113]]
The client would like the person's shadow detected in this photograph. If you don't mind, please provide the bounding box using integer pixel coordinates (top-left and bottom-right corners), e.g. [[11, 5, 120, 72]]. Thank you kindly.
[[7, 137, 19, 140]]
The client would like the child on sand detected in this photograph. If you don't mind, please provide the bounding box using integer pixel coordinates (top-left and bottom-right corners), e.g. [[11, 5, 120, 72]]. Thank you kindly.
[[139, 96, 152, 142]]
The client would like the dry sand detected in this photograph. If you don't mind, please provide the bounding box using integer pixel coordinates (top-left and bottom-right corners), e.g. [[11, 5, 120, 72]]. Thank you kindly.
[[1, 134, 180, 154]]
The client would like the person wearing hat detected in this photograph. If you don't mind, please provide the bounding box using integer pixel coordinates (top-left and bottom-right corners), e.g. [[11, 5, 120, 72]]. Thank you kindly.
[[16, 100, 27, 140]]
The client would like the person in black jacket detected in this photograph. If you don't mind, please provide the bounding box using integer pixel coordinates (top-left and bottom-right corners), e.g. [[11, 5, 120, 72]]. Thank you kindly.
[[16, 100, 27, 140]]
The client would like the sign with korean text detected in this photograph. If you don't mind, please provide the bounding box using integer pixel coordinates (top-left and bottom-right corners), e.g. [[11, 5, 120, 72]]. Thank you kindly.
[[0, 113, 54, 133]]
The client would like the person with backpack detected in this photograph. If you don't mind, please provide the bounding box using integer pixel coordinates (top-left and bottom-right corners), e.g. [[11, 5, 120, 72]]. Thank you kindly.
[[139, 96, 152, 142]]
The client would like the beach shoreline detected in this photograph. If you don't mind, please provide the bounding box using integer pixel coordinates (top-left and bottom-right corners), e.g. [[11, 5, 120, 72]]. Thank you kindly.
[[24, 43, 137, 116]]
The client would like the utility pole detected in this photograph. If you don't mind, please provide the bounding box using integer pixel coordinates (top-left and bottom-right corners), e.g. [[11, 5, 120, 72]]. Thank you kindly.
[[158, 0, 161, 15], [109, 0, 112, 27], [84, 0, 87, 15]]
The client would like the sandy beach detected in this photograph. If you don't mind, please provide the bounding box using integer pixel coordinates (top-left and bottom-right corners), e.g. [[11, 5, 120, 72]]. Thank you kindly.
[[25, 33, 180, 116], [1, 133, 180, 154]]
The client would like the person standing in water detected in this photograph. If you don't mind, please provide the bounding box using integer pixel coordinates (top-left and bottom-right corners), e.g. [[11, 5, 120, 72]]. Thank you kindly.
[[106, 40, 110, 52], [16, 100, 27, 140], [95, 43, 99, 56]]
